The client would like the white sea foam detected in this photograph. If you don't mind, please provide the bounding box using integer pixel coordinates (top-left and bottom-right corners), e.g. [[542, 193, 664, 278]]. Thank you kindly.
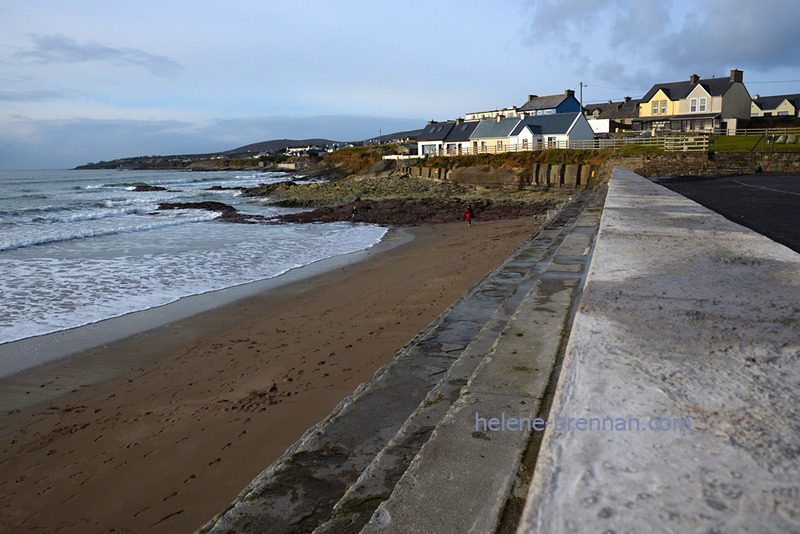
[[0, 169, 388, 352]]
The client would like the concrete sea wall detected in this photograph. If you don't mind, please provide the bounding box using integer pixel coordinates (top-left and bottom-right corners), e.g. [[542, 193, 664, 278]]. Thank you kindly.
[[398, 152, 800, 190]]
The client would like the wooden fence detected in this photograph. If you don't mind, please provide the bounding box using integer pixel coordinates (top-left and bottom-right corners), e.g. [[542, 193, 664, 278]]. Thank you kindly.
[[434, 134, 710, 155]]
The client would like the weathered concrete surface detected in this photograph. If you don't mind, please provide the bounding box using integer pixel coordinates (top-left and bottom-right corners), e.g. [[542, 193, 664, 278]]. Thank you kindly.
[[198, 189, 603, 534], [518, 167, 800, 533]]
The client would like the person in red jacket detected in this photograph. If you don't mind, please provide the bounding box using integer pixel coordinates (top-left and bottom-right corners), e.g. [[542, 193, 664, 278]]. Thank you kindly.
[[465, 205, 473, 226]]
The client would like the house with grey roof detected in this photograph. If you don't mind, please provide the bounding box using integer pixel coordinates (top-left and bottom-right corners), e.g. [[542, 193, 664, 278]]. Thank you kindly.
[[635, 70, 751, 133], [442, 119, 480, 155], [751, 93, 800, 118], [469, 116, 522, 153], [583, 97, 641, 134], [416, 121, 457, 156], [518, 90, 582, 117], [509, 112, 594, 149]]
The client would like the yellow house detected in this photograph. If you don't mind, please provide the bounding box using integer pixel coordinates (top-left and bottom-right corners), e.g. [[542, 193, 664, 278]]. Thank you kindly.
[[639, 88, 680, 121], [751, 93, 800, 118], [635, 70, 751, 133]]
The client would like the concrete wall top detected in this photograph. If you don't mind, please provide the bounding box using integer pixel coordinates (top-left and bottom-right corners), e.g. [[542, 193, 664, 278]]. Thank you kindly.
[[518, 167, 800, 532]]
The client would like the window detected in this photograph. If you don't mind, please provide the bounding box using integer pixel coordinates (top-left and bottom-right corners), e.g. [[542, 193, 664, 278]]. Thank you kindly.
[[778, 111, 789, 116], [652, 101, 659, 114], [690, 98, 697, 112], [481, 141, 487, 151], [699, 98, 707, 112], [661, 101, 667, 114], [497, 140, 504, 150]]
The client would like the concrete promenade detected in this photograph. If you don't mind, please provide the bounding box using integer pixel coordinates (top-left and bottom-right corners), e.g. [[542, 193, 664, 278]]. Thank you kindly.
[[201, 167, 800, 533], [518, 168, 800, 532]]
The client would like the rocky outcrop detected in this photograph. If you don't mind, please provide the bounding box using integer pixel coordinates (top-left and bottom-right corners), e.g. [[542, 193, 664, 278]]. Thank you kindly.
[[133, 185, 169, 192], [157, 201, 238, 216]]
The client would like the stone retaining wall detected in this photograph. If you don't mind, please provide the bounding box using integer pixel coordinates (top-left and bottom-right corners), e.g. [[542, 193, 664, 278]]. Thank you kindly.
[[401, 163, 599, 190], [400, 152, 800, 190]]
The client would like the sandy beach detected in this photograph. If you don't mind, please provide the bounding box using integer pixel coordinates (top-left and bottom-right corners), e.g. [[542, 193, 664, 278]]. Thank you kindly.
[[0, 217, 540, 533]]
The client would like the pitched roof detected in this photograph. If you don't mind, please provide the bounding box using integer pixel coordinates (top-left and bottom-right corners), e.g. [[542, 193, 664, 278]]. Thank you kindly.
[[417, 121, 456, 142], [584, 99, 641, 120], [443, 120, 480, 142], [752, 93, 800, 110], [512, 112, 581, 136], [470, 117, 521, 139], [642, 75, 737, 102], [518, 93, 569, 112]]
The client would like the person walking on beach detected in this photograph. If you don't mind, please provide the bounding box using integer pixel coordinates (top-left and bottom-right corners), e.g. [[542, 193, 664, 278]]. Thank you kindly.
[[465, 205, 473, 226], [351, 206, 357, 222]]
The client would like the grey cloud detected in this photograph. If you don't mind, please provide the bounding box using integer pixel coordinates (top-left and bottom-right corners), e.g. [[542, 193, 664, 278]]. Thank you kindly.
[[525, 0, 800, 96], [13, 34, 182, 76], [656, 1, 800, 74], [0, 89, 62, 102]]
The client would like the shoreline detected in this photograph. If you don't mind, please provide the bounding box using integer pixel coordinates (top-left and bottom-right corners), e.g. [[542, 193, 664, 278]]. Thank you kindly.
[[0, 218, 540, 533], [0, 226, 405, 389]]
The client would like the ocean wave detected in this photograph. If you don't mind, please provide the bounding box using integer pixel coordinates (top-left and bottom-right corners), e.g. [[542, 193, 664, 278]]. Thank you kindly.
[[31, 206, 150, 224], [0, 214, 218, 252]]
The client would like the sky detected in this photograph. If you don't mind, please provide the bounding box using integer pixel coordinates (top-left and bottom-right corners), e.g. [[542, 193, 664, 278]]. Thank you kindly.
[[2, 0, 800, 170]]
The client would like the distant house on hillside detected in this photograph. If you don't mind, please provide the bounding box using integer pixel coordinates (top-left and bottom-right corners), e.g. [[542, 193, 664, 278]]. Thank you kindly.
[[583, 97, 640, 135], [635, 69, 751, 133], [508, 112, 595, 149], [465, 106, 519, 121], [751, 93, 800, 118], [518, 90, 582, 117]]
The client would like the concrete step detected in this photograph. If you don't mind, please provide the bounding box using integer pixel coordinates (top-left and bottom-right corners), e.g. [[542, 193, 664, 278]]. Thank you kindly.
[[198, 194, 599, 534], [354, 187, 605, 534], [311, 192, 603, 534]]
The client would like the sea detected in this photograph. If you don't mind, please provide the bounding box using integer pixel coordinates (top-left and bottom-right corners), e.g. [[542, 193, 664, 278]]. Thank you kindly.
[[0, 169, 387, 374]]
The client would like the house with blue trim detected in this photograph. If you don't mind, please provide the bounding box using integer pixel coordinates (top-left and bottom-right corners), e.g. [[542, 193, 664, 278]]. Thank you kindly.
[[518, 90, 581, 117]]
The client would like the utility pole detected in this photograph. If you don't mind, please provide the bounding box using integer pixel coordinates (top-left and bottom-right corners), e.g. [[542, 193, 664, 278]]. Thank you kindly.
[[579, 82, 585, 108]]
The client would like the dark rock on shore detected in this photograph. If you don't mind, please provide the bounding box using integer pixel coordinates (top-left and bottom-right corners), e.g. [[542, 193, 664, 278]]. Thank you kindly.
[[157, 201, 238, 216], [273, 198, 558, 226], [133, 184, 169, 192]]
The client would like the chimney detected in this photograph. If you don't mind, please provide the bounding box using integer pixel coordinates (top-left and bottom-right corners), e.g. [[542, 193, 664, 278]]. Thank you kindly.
[[528, 94, 537, 101], [690, 74, 699, 84], [456, 117, 464, 124], [730, 69, 743, 82], [496, 115, 503, 123], [608, 100, 613, 104], [754, 93, 760, 100], [428, 120, 438, 124], [624, 96, 631, 103], [565, 89, 575, 98]]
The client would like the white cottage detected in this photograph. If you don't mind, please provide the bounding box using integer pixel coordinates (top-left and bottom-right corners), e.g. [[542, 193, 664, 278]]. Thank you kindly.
[[508, 112, 595, 149]]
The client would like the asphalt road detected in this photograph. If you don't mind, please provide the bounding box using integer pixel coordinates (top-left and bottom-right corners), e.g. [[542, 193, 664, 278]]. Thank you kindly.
[[657, 174, 800, 254]]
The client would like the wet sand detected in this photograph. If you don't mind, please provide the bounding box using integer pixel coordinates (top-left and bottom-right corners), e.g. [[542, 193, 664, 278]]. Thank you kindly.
[[0, 218, 539, 533]]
